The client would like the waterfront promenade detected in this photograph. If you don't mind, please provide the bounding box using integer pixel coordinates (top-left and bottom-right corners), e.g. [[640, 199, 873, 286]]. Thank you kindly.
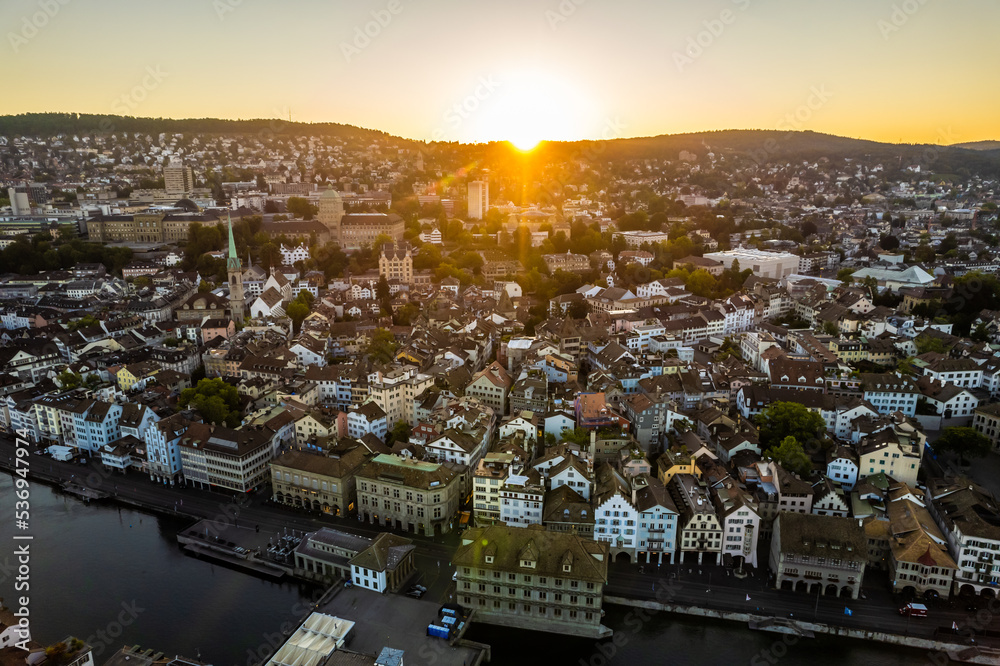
[[4, 434, 1000, 660]]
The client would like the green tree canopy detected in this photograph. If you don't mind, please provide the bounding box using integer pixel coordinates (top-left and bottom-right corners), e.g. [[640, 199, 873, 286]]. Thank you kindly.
[[755, 401, 827, 451], [933, 426, 991, 465], [560, 427, 592, 446], [179, 377, 241, 427], [365, 327, 399, 364], [768, 436, 813, 478], [286, 196, 318, 220]]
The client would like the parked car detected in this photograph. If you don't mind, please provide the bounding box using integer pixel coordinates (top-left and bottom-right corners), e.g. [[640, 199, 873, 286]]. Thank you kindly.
[[406, 587, 424, 598]]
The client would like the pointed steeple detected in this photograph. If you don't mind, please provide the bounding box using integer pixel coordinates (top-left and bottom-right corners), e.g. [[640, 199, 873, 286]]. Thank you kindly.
[[227, 213, 241, 271], [226, 212, 245, 323]]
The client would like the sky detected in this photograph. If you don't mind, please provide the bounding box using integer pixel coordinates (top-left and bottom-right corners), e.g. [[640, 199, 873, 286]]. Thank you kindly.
[[3, 0, 998, 147]]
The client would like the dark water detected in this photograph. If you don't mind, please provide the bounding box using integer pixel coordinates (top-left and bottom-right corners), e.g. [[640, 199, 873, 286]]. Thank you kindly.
[[0, 474, 318, 666], [0, 474, 942, 666], [468, 609, 935, 666]]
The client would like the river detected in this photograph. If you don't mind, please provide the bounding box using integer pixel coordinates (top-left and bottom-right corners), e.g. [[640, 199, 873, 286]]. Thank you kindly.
[[0, 474, 940, 665]]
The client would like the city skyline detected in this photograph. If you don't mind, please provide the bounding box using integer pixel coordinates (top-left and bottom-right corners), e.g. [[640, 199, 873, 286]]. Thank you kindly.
[[2, 0, 998, 148]]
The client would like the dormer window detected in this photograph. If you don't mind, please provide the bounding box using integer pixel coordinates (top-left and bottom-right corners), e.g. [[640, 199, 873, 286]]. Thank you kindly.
[[563, 563, 571, 573], [485, 555, 494, 564]]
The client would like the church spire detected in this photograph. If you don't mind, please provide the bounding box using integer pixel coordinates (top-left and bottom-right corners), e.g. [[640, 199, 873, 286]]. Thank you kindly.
[[226, 213, 245, 323], [227, 213, 241, 271]]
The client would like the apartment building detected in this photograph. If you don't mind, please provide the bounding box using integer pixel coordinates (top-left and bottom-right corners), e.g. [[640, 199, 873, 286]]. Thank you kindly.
[[178, 422, 272, 492], [270, 446, 370, 517], [770, 512, 867, 599], [454, 524, 611, 638], [669, 473, 723, 565], [355, 454, 462, 536]]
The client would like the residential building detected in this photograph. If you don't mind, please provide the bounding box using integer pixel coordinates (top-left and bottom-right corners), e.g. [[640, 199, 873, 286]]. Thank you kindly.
[[973, 403, 1000, 452], [770, 512, 867, 599], [593, 463, 639, 560], [178, 422, 272, 492], [634, 475, 679, 565], [860, 373, 920, 417], [270, 446, 370, 516], [466, 361, 513, 416], [468, 180, 489, 220], [453, 524, 611, 638], [669, 473, 723, 565], [355, 454, 462, 536], [926, 478, 1000, 596]]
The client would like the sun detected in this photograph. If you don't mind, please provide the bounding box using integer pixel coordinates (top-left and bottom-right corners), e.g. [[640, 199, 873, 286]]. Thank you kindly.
[[465, 69, 597, 146], [509, 136, 542, 152]]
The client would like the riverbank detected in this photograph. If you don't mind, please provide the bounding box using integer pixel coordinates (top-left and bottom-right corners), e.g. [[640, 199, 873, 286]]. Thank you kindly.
[[606, 595, 1000, 665], [3, 448, 997, 664]]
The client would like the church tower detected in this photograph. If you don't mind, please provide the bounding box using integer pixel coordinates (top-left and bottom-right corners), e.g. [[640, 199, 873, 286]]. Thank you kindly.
[[227, 213, 245, 323]]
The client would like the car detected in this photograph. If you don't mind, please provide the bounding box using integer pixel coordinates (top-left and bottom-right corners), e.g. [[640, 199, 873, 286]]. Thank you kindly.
[[413, 584, 427, 592], [899, 603, 928, 617], [406, 589, 424, 598], [452, 572, 458, 582]]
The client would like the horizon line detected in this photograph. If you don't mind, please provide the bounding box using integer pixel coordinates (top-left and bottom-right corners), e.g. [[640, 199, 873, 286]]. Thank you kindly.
[[0, 111, 996, 148]]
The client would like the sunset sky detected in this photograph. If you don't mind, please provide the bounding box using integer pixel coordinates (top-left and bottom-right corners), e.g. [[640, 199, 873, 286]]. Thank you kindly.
[[3, 0, 998, 146]]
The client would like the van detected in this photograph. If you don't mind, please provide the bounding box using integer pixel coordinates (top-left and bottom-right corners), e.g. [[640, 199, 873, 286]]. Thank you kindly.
[[899, 603, 928, 617]]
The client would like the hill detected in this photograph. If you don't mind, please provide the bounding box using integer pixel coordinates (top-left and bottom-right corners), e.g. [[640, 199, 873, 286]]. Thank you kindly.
[[950, 141, 1000, 151], [0, 112, 391, 142], [2, 114, 998, 178]]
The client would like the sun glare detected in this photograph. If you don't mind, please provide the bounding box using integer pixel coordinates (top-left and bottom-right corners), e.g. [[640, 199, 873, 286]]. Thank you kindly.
[[466, 69, 598, 146], [510, 136, 541, 152]]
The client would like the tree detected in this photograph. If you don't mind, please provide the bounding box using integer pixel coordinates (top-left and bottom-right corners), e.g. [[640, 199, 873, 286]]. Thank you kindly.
[[914, 335, 948, 355], [365, 328, 398, 364], [286, 196, 318, 220], [67, 314, 99, 331], [179, 377, 241, 427], [878, 234, 900, 251], [386, 420, 412, 446], [567, 300, 589, 319], [755, 401, 826, 451], [376, 276, 392, 315], [56, 370, 83, 389], [286, 301, 310, 333], [836, 268, 856, 284], [559, 427, 592, 446], [933, 426, 991, 465], [768, 436, 813, 478]]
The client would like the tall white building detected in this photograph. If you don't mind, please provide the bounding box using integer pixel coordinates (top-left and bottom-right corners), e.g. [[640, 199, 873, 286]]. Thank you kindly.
[[468, 180, 489, 220]]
